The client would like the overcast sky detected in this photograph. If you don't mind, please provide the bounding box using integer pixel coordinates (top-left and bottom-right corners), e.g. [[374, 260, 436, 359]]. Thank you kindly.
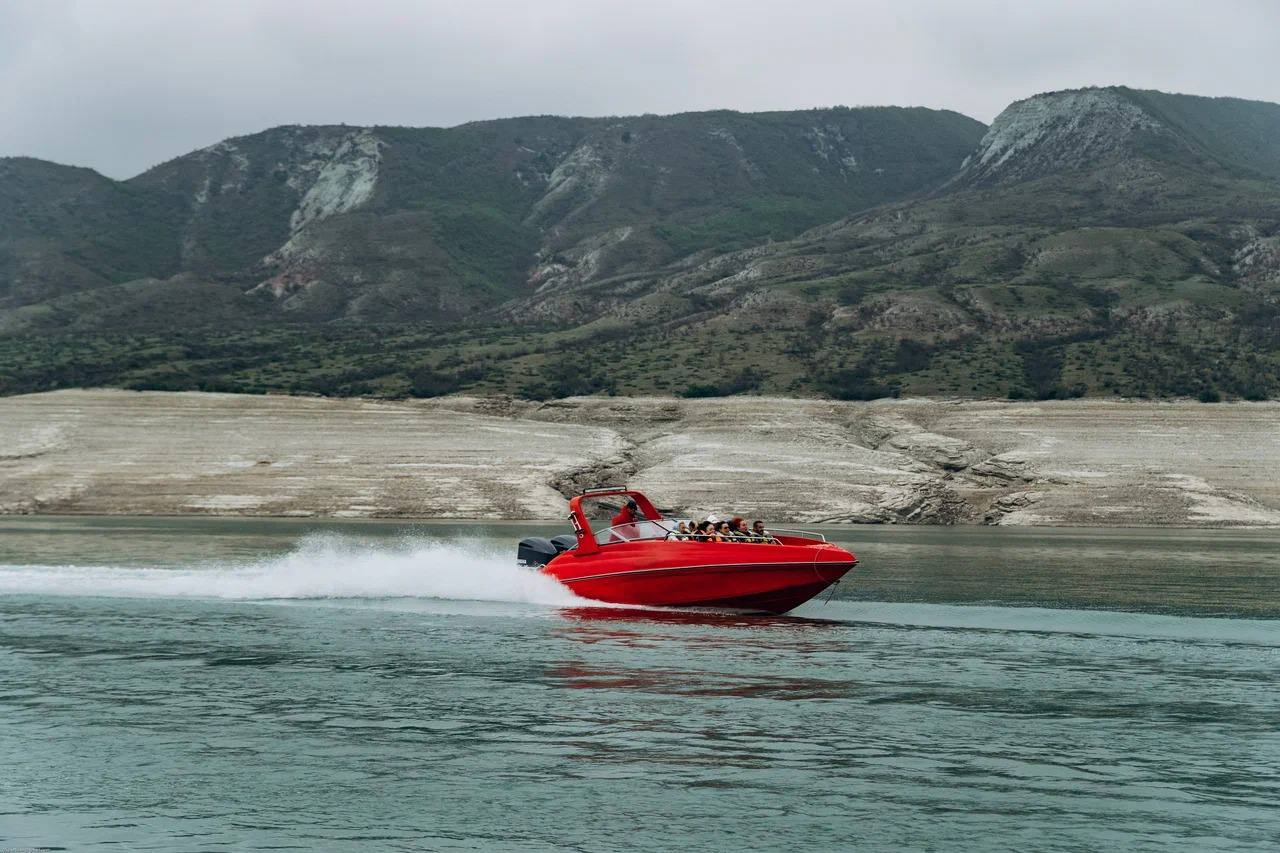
[[2, 0, 1277, 179]]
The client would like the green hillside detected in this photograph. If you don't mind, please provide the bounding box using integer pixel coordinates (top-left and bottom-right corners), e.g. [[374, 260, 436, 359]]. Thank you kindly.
[[1, 88, 1279, 402], [0, 158, 185, 307], [1120, 87, 1280, 179], [19, 107, 979, 325]]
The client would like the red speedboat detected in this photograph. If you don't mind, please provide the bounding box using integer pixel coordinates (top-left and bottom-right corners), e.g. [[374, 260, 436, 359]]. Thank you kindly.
[[518, 487, 857, 614]]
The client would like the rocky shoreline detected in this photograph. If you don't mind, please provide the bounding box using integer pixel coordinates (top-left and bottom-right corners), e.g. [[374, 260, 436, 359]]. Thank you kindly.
[[3, 389, 1278, 527]]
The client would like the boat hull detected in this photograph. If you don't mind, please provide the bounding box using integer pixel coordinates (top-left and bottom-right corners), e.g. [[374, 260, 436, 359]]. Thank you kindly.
[[542, 540, 855, 615]]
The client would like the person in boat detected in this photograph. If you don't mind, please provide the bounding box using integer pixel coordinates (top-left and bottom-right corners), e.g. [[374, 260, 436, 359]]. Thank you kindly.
[[715, 520, 734, 540], [605, 498, 650, 542], [612, 498, 641, 528], [675, 521, 690, 539], [736, 517, 766, 542], [730, 517, 752, 539], [695, 520, 719, 542], [752, 519, 773, 542]]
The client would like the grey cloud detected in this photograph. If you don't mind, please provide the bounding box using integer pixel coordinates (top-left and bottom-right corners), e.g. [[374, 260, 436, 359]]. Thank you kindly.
[[1, 0, 1277, 178]]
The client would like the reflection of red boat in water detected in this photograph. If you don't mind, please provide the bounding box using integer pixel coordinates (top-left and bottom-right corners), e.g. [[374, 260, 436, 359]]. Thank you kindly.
[[518, 487, 857, 615]]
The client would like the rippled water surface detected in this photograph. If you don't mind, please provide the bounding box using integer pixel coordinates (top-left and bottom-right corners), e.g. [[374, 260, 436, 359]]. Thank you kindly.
[[2, 517, 1278, 851]]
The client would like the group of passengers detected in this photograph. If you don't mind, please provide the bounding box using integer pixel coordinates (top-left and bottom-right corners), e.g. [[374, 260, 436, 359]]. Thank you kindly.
[[674, 516, 775, 543], [609, 499, 775, 543]]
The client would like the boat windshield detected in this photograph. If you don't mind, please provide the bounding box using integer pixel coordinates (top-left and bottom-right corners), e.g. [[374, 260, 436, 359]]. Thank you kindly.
[[595, 519, 677, 545]]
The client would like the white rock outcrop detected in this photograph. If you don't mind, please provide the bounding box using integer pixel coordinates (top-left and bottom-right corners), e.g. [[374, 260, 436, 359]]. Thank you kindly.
[[958, 89, 1171, 185], [287, 130, 382, 234]]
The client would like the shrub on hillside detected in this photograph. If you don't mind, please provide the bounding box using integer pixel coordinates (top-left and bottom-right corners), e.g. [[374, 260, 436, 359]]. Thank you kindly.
[[820, 367, 899, 401], [680, 367, 765, 398], [406, 363, 491, 397], [516, 357, 616, 400]]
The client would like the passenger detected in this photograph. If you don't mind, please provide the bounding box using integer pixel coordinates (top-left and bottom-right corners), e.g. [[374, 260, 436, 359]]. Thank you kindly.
[[675, 521, 690, 540], [715, 520, 733, 540], [752, 519, 773, 542], [730, 517, 751, 539], [693, 520, 714, 541]]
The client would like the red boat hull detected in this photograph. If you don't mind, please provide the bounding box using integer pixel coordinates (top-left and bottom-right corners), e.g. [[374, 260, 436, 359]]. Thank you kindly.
[[542, 538, 855, 615]]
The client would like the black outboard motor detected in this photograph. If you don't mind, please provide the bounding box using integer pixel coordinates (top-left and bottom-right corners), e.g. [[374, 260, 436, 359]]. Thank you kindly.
[[517, 534, 578, 567], [549, 534, 578, 553], [517, 538, 558, 568]]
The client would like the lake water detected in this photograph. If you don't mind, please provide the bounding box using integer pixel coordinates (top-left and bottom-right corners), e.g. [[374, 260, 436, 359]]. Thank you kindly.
[[1, 517, 1278, 851]]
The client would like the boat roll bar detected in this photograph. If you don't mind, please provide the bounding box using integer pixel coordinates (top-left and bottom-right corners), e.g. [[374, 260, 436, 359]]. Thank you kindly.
[[567, 487, 662, 556]]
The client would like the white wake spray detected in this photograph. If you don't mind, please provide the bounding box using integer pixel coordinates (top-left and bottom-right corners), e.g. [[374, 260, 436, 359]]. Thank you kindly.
[[0, 534, 584, 606]]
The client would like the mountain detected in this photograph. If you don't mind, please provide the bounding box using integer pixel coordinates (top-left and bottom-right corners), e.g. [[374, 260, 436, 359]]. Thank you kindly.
[[951, 87, 1280, 188], [0, 107, 982, 324], [0, 157, 185, 307], [491, 87, 1280, 401], [1, 87, 1278, 402]]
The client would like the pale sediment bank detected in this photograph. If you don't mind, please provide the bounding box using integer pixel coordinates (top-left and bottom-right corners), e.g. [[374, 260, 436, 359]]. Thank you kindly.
[[2, 389, 1279, 527]]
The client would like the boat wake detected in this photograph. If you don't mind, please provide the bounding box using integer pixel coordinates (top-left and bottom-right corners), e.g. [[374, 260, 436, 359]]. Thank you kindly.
[[0, 534, 585, 607]]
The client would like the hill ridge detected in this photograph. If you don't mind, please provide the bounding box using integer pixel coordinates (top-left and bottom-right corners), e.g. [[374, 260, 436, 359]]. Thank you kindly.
[[2, 86, 1279, 403]]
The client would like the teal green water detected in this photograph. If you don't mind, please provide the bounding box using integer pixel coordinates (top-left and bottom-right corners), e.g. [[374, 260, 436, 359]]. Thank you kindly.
[[1, 517, 1278, 851]]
